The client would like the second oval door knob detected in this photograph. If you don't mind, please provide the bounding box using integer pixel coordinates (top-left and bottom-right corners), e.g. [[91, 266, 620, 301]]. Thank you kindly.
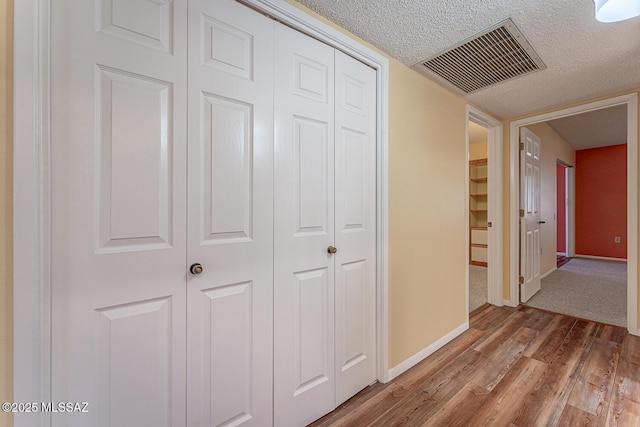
[[327, 246, 337, 254], [190, 263, 203, 275]]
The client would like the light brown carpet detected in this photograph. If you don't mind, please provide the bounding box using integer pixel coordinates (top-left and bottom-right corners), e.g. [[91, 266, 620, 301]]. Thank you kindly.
[[469, 265, 488, 313], [524, 257, 626, 326]]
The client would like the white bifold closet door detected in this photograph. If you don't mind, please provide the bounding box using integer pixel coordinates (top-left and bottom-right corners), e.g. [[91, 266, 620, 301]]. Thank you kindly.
[[50, 0, 274, 426], [186, 0, 275, 426], [49, 0, 374, 426], [50, 0, 188, 426], [273, 23, 377, 427]]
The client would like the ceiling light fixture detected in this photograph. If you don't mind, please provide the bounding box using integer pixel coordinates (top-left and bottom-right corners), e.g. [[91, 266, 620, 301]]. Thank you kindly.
[[594, 0, 640, 22]]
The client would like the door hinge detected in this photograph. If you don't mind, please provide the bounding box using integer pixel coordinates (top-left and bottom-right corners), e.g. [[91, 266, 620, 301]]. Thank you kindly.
[[519, 276, 524, 285], [519, 209, 524, 217], [520, 142, 524, 151]]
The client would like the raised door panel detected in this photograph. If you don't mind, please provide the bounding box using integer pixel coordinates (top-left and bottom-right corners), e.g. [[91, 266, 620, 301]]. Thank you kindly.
[[273, 22, 336, 427], [334, 50, 377, 405], [96, 66, 173, 252], [201, 93, 253, 243], [294, 117, 330, 235], [338, 261, 367, 371], [200, 282, 254, 426], [293, 268, 331, 396], [97, 298, 173, 427], [51, 0, 187, 425], [98, 0, 173, 52], [202, 13, 253, 79], [340, 128, 366, 231], [187, 1, 274, 426]]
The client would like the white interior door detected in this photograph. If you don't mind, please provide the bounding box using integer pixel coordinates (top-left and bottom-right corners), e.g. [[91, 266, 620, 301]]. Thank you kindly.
[[520, 127, 542, 302], [334, 51, 377, 404], [186, 0, 274, 425], [273, 23, 336, 427], [51, 0, 187, 425]]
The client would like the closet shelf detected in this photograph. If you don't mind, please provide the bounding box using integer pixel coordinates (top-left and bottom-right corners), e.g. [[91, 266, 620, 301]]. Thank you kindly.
[[470, 157, 488, 266]]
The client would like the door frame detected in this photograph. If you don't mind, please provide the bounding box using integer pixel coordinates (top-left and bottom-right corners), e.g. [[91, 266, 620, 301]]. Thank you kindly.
[[567, 166, 576, 258], [466, 106, 504, 312], [556, 161, 575, 258], [12, 0, 391, 422], [508, 93, 638, 336]]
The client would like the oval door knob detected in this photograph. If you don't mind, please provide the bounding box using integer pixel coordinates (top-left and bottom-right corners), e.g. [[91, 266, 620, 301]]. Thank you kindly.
[[327, 246, 337, 254], [190, 263, 203, 275]]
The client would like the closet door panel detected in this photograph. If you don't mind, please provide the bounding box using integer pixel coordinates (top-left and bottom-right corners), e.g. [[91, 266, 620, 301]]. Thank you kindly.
[[187, 1, 274, 426], [334, 51, 377, 405], [274, 23, 336, 427], [50, 0, 187, 425]]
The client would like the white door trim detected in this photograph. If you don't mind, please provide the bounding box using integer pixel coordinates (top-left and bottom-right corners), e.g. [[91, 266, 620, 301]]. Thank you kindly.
[[466, 106, 504, 312], [508, 93, 638, 336], [13, 0, 52, 420], [566, 165, 576, 258], [555, 162, 567, 257], [13, 0, 391, 420], [555, 162, 575, 259]]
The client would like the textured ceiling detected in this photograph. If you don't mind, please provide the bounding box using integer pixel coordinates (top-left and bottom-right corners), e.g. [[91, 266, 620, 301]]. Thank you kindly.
[[298, 0, 640, 120], [545, 105, 627, 151]]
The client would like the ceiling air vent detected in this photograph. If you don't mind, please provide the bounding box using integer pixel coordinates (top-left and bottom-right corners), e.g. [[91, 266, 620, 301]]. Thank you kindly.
[[413, 19, 546, 94]]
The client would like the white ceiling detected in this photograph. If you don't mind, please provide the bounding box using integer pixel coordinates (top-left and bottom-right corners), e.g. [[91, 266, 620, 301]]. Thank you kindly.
[[545, 104, 627, 150], [298, 0, 640, 121]]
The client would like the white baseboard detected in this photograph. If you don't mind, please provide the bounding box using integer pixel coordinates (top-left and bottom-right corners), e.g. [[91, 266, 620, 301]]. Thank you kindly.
[[387, 322, 468, 381], [504, 298, 517, 307], [557, 252, 567, 256], [629, 326, 640, 337], [540, 267, 557, 280], [575, 254, 627, 262]]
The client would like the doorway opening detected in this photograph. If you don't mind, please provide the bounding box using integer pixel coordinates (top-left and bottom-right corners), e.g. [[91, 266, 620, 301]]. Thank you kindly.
[[556, 161, 573, 268], [524, 107, 627, 326], [466, 106, 503, 316], [469, 120, 489, 313], [509, 94, 638, 333]]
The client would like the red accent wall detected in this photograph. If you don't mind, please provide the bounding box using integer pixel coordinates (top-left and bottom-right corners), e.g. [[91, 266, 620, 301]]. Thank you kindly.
[[556, 163, 566, 253], [575, 144, 627, 259]]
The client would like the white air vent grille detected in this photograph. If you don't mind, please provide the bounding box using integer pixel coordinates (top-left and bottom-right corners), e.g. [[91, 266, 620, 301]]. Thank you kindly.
[[414, 19, 546, 94]]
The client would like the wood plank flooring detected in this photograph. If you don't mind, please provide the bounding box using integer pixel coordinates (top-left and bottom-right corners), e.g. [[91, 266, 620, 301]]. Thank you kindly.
[[309, 304, 640, 427]]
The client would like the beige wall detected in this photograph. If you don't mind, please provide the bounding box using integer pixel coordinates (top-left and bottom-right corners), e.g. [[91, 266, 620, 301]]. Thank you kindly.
[[0, 0, 13, 426], [469, 141, 488, 161], [288, 1, 468, 367], [525, 123, 575, 276], [388, 62, 467, 366], [502, 89, 640, 331]]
